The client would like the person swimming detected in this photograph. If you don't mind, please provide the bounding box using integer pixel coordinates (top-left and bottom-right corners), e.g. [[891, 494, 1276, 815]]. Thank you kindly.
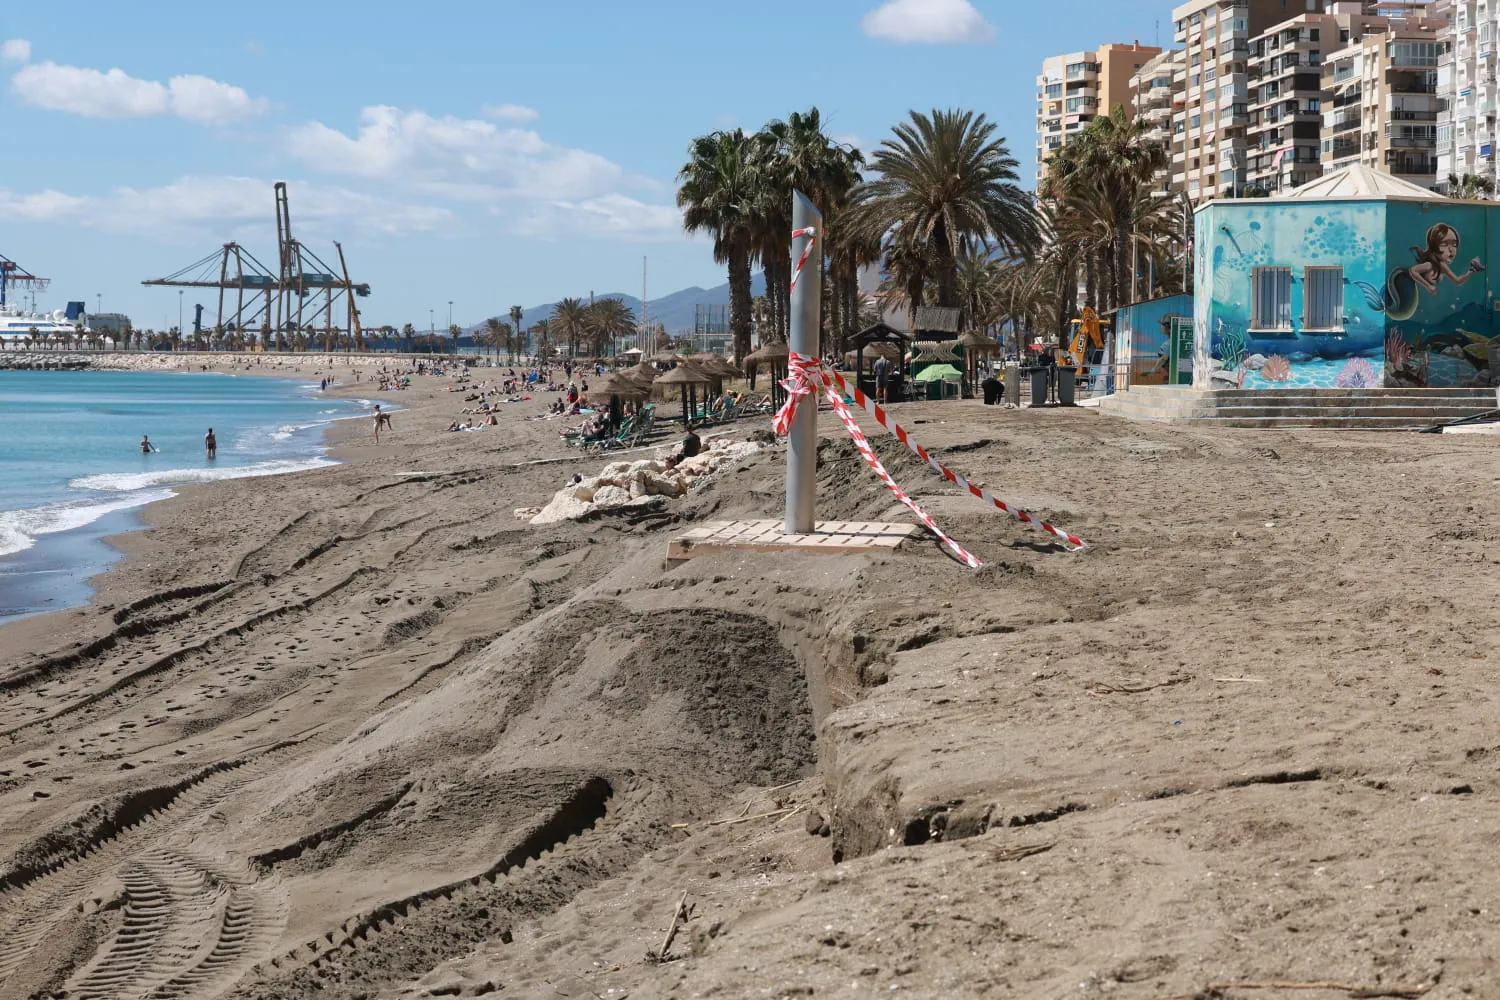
[[141, 435, 157, 454]]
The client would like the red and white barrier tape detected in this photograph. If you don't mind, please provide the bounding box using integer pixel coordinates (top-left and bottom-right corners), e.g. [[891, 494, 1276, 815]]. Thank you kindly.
[[789, 227, 817, 294], [775, 353, 983, 567], [774, 352, 1087, 562]]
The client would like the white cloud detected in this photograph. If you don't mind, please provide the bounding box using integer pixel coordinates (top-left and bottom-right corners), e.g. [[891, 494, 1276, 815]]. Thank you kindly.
[[1, 38, 30, 63], [481, 102, 538, 123], [285, 105, 625, 201], [861, 0, 995, 44], [512, 194, 684, 242], [0, 175, 452, 240], [10, 61, 268, 123]]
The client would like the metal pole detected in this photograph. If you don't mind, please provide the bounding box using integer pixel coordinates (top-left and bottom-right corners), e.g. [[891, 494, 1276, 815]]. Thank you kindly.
[[1181, 193, 1190, 292], [785, 190, 822, 536]]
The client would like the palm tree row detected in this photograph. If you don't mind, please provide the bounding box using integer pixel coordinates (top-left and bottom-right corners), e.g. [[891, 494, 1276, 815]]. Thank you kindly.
[[1036, 105, 1188, 340], [677, 108, 865, 361], [679, 107, 1045, 359]]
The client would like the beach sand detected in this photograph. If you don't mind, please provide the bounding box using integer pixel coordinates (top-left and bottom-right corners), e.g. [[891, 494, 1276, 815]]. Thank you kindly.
[[1, 360, 1499, 999]]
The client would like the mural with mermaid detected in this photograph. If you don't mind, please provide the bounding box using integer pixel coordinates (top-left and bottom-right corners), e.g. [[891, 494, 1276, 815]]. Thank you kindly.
[[1353, 223, 1486, 322], [1193, 195, 1498, 389]]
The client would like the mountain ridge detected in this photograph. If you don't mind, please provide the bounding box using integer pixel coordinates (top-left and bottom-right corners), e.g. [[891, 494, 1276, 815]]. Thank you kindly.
[[464, 272, 768, 336]]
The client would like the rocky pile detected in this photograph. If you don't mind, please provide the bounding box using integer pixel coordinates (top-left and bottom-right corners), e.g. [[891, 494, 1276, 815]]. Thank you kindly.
[[526, 438, 765, 525]]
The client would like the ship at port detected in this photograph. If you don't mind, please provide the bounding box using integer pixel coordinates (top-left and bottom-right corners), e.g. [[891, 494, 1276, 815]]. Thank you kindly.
[[0, 252, 89, 346]]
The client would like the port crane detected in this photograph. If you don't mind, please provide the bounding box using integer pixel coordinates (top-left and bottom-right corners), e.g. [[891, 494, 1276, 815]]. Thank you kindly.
[[142, 182, 370, 350]]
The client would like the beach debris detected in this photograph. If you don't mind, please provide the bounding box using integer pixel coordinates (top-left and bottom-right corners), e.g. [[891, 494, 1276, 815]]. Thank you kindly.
[[646, 890, 693, 963], [529, 439, 763, 526]]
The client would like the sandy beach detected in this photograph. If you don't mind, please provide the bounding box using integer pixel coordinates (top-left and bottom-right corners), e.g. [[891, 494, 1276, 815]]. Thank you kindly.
[[1, 357, 1499, 999]]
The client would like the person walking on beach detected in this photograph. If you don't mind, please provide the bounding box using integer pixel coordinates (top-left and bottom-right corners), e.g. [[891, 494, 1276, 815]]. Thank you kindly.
[[873, 354, 891, 405], [372, 404, 393, 443], [140, 435, 157, 454], [204, 428, 217, 460]]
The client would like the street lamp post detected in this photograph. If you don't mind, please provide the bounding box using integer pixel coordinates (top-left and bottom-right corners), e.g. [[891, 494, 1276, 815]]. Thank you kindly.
[[178, 290, 183, 345]]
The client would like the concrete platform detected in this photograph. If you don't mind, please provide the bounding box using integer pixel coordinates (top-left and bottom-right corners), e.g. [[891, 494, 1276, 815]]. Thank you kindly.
[[666, 520, 921, 564], [1098, 385, 1499, 430]]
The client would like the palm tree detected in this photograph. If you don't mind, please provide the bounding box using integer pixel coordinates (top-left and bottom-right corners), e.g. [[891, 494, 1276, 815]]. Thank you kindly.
[[847, 109, 1038, 315], [678, 128, 766, 362], [586, 297, 636, 356], [1448, 173, 1495, 200], [759, 109, 866, 351], [553, 297, 589, 359], [484, 317, 507, 362], [530, 319, 553, 360], [400, 323, 416, 353], [509, 306, 524, 361], [448, 323, 462, 355]]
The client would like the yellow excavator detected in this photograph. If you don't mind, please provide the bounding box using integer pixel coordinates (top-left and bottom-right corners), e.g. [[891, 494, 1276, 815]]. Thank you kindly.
[[1060, 306, 1110, 374]]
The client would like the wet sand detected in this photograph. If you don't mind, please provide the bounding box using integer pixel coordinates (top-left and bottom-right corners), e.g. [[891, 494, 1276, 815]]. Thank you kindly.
[[1, 362, 1498, 999]]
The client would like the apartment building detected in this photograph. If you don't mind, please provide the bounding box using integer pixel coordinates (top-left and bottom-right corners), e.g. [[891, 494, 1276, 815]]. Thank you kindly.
[[1170, 0, 1302, 202], [1131, 49, 1187, 189], [1437, 0, 1500, 188], [1036, 42, 1161, 188], [1324, 8, 1447, 188], [1244, 5, 1426, 193]]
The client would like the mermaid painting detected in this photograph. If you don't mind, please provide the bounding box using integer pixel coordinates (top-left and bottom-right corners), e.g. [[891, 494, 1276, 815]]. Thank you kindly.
[[1352, 223, 1485, 321]]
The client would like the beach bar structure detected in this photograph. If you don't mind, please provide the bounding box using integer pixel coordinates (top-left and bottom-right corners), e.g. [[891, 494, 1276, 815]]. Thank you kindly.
[[1191, 165, 1500, 390]]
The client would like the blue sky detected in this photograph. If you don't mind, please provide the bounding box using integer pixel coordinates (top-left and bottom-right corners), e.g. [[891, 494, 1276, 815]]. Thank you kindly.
[[0, 0, 1165, 331]]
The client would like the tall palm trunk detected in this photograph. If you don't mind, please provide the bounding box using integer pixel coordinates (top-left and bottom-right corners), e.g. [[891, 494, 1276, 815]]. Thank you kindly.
[[931, 217, 959, 308], [728, 245, 754, 363]]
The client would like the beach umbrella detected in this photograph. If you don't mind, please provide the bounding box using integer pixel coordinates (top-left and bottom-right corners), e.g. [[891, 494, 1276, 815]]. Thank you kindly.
[[594, 372, 650, 401], [655, 363, 712, 425], [912, 363, 962, 383], [745, 341, 790, 402], [650, 351, 684, 365]]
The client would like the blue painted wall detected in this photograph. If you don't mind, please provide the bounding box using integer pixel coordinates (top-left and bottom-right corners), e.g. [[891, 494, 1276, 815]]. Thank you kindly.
[[1380, 202, 1496, 387], [1116, 294, 1191, 386], [1195, 197, 1499, 389]]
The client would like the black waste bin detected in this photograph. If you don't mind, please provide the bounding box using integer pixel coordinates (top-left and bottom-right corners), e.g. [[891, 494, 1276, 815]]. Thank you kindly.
[[981, 376, 1001, 405], [1057, 368, 1076, 406], [1030, 368, 1050, 407]]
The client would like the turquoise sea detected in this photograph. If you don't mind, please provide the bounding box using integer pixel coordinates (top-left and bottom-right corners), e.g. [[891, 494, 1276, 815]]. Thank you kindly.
[[0, 370, 367, 618]]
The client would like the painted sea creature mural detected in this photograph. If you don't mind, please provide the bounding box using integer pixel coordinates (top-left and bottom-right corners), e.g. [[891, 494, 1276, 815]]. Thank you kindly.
[[1352, 223, 1486, 322], [1335, 357, 1379, 389], [1261, 355, 1292, 382]]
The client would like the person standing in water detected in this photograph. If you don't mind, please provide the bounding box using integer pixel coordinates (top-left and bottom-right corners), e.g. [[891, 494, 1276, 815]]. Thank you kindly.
[[140, 435, 157, 454], [205, 428, 217, 460]]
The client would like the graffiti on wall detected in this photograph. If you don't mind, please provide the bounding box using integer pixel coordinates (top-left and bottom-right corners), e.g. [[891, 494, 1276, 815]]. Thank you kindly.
[[1200, 199, 1498, 389], [1377, 205, 1496, 387]]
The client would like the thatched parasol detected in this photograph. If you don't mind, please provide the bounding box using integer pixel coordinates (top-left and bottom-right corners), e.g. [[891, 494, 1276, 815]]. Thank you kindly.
[[650, 351, 684, 364], [594, 372, 650, 401], [862, 341, 902, 362], [632, 360, 661, 383], [744, 341, 790, 400], [655, 363, 712, 424]]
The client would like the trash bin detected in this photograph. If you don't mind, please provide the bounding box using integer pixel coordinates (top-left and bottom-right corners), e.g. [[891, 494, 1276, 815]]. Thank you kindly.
[[1057, 368, 1076, 406], [925, 379, 943, 401], [981, 375, 1001, 405], [1030, 369, 1049, 407]]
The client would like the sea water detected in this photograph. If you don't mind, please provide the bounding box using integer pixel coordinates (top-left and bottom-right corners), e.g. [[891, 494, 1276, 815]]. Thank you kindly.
[[0, 370, 367, 618]]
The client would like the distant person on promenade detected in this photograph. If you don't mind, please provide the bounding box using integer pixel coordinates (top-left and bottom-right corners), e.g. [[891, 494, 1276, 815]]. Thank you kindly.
[[140, 435, 157, 454], [204, 428, 217, 460]]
